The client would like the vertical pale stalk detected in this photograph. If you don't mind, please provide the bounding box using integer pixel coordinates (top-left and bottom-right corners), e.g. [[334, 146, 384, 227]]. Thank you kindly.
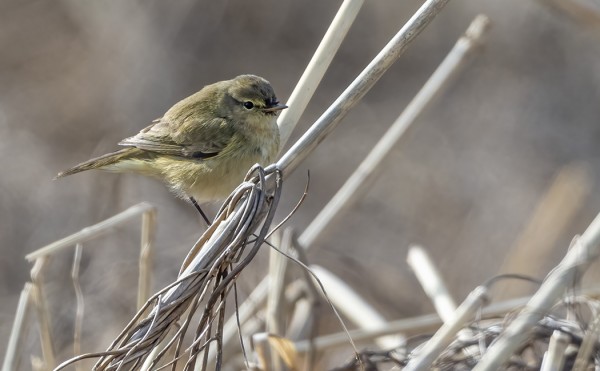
[[572, 315, 600, 370], [540, 331, 570, 371], [266, 230, 288, 336], [138, 208, 157, 310], [265, 229, 294, 370], [71, 244, 84, 371], [277, 0, 365, 148], [2, 283, 34, 371], [30, 258, 56, 370]]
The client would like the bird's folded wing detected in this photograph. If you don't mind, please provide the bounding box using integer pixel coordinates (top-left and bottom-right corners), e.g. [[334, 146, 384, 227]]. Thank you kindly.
[[118, 137, 219, 158], [118, 118, 231, 159]]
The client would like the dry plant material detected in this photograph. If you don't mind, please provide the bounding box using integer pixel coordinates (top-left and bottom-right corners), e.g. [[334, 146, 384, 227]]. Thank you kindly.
[[333, 293, 600, 370], [55, 165, 283, 371]]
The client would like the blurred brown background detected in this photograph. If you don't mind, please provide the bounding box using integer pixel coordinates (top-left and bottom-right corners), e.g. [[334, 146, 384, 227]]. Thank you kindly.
[[2, 0, 600, 367]]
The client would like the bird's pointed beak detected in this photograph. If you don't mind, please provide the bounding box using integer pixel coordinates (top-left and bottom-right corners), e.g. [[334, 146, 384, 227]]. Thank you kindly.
[[262, 104, 288, 112]]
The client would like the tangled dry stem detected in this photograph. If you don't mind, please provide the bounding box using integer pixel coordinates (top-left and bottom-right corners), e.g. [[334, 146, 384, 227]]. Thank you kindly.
[[333, 292, 600, 371], [54, 164, 283, 371]]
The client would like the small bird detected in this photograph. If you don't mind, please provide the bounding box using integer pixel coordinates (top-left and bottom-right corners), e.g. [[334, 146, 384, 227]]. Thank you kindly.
[[56, 75, 287, 210]]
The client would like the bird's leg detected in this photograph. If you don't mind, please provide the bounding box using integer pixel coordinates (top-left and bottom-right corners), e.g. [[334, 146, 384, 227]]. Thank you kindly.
[[189, 197, 212, 227]]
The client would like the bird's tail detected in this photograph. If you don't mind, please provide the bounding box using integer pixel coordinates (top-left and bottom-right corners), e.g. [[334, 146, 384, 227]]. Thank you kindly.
[[55, 147, 148, 179]]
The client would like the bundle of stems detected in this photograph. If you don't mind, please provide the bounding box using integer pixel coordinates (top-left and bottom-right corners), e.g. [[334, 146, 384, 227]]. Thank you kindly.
[[55, 166, 282, 370]]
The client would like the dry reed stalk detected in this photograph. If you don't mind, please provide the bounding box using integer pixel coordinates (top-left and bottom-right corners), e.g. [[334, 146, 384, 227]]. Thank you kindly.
[[570, 309, 600, 370], [266, 229, 292, 339], [540, 330, 570, 371], [265, 229, 294, 370], [139, 209, 157, 311], [71, 243, 85, 371], [309, 265, 404, 351], [277, 0, 364, 148], [2, 283, 34, 371], [407, 246, 457, 323], [30, 257, 56, 370]]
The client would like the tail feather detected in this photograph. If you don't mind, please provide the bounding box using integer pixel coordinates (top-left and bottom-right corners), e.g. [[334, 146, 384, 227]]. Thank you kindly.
[[55, 148, 146, 179]]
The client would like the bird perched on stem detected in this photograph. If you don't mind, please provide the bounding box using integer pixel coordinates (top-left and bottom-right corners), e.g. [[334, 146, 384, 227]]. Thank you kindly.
[[56, 74, 287, 218]]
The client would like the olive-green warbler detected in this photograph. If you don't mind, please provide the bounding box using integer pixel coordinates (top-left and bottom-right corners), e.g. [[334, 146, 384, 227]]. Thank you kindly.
[[56, 75, 287, 203]]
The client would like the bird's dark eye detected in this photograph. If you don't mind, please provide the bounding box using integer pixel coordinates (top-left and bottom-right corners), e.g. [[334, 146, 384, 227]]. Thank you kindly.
[[243, 101, 254, 109]]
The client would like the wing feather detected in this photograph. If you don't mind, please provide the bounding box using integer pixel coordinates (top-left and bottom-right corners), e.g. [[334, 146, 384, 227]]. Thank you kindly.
[[118, 117, 232, 159]]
